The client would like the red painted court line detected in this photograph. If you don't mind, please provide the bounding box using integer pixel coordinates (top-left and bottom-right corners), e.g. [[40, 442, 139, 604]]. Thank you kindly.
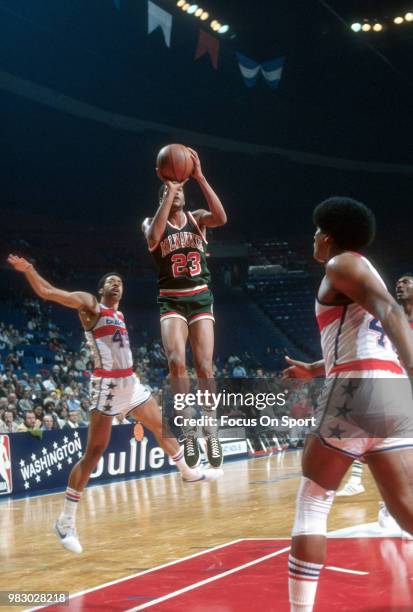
[[36, 540, 287, 612]]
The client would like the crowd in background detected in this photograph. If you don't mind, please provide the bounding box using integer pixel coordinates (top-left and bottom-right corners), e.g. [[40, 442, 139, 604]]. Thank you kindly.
[[0, 299, 314, 441]]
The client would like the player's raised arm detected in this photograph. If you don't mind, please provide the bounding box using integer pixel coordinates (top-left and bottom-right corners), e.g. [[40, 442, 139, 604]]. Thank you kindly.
[[7, 255, 98, 313], [327, 253, 413, 376], [142, 178, 187, 250], [188, 148, 227, 228]]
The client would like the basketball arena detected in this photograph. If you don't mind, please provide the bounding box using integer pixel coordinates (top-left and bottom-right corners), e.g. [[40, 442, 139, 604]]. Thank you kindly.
[[2, 1, 413, 610]]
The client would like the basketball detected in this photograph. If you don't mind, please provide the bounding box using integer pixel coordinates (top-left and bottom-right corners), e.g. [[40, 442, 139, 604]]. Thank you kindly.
[[156, 144, 194, 182]]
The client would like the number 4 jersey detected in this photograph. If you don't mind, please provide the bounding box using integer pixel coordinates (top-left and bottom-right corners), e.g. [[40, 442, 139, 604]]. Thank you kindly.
[[316, 254, 404, 378], [85, 305, 133, 377], [149, 211, 210, 291]]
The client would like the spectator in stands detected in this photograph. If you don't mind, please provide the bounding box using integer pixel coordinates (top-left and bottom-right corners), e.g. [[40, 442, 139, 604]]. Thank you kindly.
[[33, 404, 44, 423], [232, 361, 247, 378], [0, 410, 18, 433], [16, 410, 41, 432], [18, 389, 34, 414], [42, 374, 57, 394], [52, 404, 66, 429], [63, 409, 87, 429], [290, 394, 313, 419], [41, 414, 55, 431]]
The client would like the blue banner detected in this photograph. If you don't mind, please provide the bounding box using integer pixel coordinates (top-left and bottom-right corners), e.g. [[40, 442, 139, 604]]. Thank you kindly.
[[0, 429, 248, 498]]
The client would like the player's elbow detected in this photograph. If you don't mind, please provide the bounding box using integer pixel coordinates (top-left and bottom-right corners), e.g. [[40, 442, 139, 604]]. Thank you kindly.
[[214, 212, 227, 227]]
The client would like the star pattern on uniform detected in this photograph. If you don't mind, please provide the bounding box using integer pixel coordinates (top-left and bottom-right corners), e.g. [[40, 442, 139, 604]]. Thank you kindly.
[[105, 393, 114, 402], [335, 404, 352, 419], [341, 380, 359, 398], [108, 382, 117, 390], [103, 404, 112, 412], [329, 424, 346, 439]]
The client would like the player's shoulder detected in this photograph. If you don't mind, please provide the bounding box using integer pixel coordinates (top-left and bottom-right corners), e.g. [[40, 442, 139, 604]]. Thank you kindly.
[[326, 252, 370, 278]]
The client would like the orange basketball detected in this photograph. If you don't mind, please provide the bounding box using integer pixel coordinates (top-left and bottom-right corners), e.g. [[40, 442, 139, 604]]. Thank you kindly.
[[156, 144, 194, 182]]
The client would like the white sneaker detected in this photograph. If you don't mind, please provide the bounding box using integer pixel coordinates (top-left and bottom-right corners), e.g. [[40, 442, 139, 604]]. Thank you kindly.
[[182, 465, 224, 483], [377, 503, 413, 539], [54, 520, 83, 554], [336, 482, 365, 497]]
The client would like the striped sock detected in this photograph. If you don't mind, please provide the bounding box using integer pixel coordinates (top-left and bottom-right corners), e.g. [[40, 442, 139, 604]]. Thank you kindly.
[[288, 554, 323, 612], [60, 487, 82, 522], [349, 460, 363, 485], [172, 447, 184, 462]]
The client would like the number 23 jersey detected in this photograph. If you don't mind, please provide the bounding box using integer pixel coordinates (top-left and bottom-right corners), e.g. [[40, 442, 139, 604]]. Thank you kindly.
[[149, 211, 211, 290]]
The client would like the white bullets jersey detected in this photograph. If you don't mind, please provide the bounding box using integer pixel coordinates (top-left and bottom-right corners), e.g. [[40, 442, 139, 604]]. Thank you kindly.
[[85, 304, 133, 375], [315, 255, 404, 378]]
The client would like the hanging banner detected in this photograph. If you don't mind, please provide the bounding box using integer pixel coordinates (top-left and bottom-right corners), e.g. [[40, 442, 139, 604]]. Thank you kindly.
[[236, 52, 261, 88], [236, 52, 284, 89], [261, 56, 285, 89], [147, 0, 172, 48], [195, 30, 220, 69]]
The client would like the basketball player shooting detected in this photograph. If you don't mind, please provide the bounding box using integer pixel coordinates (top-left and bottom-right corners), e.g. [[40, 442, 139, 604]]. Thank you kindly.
[[282, 198, 413, 612], [142, 148, 227, 470], [7, 255, 221, 555]]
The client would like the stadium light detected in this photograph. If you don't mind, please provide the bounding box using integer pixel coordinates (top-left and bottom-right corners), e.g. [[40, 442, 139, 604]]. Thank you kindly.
[[187, 4, 198, 14], [373, 23, 383, 31], [405, 12, 413, 21], [182, 2, 190, 10], [195, 7, 203, 17], [394, 16, 404, 24], [177, 0, 185, 6], [361, 23, 371, 31], [350, 22, 362, 32], [218, 24, 229, 34], [200, 11, 209, 20], [210, 20, 221, 31]]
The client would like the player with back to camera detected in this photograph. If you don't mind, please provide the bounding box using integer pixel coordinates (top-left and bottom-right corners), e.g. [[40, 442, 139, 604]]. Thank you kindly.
[[7, 255, 221, 555], [142, 148, 227, 469], [282, 198, 413, 611]]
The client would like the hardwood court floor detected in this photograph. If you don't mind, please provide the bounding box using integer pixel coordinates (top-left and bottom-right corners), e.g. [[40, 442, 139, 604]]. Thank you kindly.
[[1, 451, 383, 611]]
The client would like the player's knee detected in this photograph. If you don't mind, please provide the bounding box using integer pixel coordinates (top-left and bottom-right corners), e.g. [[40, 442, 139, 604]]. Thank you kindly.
[[194, 359, 213, 379], [83, 442, 107, 464], [167, 353, 186, 376], [292, 476, 335, 537]]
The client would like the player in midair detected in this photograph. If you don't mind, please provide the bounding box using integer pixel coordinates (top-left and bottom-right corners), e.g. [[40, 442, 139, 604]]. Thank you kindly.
[[282, 198, 413, 612], [7, 255, 220, 555], [336, 273, 413, 499], [142, 148, 227, 469]]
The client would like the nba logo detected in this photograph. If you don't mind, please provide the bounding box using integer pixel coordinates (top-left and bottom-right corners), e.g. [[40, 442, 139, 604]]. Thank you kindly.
[[0, 435, 13, 495]]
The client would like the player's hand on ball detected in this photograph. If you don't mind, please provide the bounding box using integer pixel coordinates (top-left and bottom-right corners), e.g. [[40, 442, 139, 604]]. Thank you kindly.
[[7, 254, 32, 272], [187, 148, 203, 180], [281, 356, 315, 380]]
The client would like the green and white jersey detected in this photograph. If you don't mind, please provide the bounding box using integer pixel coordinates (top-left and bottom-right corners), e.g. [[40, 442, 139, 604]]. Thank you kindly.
[[150, 211, 211, 291]]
